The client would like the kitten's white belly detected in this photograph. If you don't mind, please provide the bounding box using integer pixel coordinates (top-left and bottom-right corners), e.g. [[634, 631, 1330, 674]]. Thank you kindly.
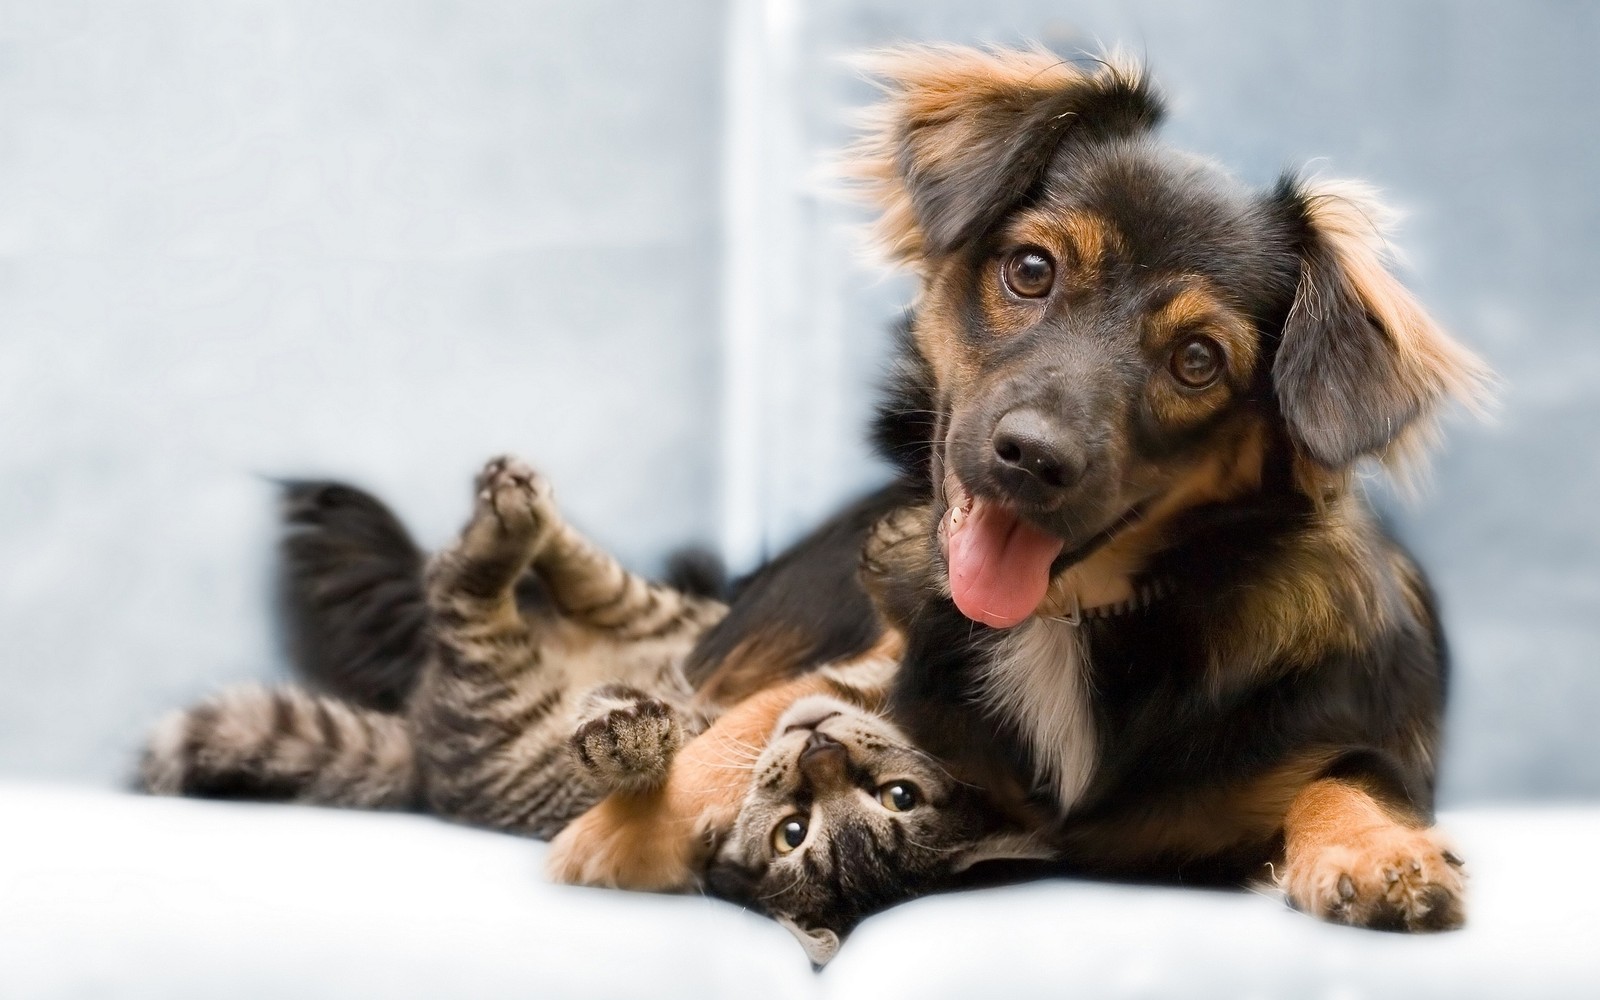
[[979, 617, 1097, 814]]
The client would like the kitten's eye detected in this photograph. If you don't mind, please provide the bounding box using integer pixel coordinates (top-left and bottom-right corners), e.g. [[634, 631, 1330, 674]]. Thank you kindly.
[[878, 782, 920, 812], [1169, 335, 1224, 389], [1000, 247, 1055, 299], [773, 815, 808, 854]]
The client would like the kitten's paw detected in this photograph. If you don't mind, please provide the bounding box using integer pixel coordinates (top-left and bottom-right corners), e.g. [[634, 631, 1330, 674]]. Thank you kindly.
[[427, 455, 558, 601], [1282, 824, 1466, 931], [570, 686, 683, 792], [472, 455, 556, 543]]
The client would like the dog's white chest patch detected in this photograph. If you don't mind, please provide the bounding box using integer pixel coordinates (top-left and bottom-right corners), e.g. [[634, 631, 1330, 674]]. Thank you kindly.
[[979, 618, 1097, 814]]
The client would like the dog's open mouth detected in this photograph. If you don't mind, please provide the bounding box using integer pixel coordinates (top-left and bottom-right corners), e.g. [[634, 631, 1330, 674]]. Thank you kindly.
[[938, 478, 1147, 629]]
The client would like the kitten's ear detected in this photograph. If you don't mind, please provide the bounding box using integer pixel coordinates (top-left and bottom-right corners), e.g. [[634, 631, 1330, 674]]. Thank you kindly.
[[951, 829, 1057, 873], [776, 916, 842, 967], [1270, 176, 1492, 474]]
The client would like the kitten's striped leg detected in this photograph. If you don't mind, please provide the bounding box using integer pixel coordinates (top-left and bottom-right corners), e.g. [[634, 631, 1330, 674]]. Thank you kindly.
[[419, 456, 567, 750], [414, 456, 597, 837], [527, 504, 726, 643], [140, 684, 416, 809]]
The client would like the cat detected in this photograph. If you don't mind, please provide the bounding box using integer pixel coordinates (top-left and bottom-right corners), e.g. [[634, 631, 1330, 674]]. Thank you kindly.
[[142, 456, 1049, 963], [144, 455, 724, 836]]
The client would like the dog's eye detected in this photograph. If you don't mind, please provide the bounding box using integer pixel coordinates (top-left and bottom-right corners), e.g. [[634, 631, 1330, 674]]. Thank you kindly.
[[1170, 335, 1225, 389], [773, 815, 808, 854], [1001, 247, 1055, 299], [877, 782, 920, 812]]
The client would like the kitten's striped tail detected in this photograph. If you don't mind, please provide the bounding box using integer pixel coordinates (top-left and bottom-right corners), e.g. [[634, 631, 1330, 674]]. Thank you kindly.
[[140, 684, 417, 810], [276, 480, 430, 713]]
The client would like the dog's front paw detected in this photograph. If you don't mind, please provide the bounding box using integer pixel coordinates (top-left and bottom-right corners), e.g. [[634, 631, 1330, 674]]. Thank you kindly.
[[861, 507, 925, 579], [859, 505, 935, 629], [570, 687, 683, 792], [1283, 825, 1466, 931]]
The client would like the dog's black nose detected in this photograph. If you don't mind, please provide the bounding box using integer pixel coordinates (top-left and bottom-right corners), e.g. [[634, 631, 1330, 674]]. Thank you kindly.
[[992, 409, 1086, 491]]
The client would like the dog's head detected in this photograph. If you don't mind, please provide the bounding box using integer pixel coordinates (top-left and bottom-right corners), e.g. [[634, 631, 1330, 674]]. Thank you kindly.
[[852, 46, 1491, 628]]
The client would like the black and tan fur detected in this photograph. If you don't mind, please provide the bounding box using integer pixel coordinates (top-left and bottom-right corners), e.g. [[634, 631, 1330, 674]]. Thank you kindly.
[[682, 45, 1489, 932]]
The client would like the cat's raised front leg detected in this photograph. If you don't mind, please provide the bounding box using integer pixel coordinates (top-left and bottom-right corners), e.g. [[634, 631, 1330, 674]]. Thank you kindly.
[[413, 456, 598, 837], [425, 455, 558, 626]]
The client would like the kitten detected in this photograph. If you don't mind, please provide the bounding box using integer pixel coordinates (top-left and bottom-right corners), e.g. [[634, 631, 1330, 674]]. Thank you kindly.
[[145, 456, 721, 835], [703, 688, 1054, 963], [142, 457, 1047, 962]]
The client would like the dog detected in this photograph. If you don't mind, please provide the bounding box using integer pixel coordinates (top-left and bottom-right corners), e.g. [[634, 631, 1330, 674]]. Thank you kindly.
[[682, 45, 1490, 932]]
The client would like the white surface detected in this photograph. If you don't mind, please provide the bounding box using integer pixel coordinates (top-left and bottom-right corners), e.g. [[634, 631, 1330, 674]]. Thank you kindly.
[[2, 782, 1596, 999], [0, 782, 813, 1000]]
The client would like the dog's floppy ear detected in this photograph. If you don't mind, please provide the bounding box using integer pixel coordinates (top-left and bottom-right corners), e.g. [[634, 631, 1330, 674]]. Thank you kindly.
[[849, 45, 1162, 268], [1271, 177, 1492, 472]]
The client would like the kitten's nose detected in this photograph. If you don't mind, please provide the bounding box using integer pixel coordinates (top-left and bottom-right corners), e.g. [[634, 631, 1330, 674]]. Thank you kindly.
[[798, 731, 848, 785]]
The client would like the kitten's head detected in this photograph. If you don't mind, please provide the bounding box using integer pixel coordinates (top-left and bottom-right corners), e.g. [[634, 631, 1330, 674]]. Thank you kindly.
[[703, 694, 1052, 965]]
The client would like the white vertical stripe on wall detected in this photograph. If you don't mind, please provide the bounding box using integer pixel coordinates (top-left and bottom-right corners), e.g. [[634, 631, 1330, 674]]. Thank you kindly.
[[718, 0, 807, 574]]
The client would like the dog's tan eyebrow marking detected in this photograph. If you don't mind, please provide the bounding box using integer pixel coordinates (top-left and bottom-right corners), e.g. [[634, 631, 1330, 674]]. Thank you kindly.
[[1143, 283, 1222, 343], [1005, 210, 1124, 273], [1058, 212, 1120, 271], [1142, 281, 1258, 379]]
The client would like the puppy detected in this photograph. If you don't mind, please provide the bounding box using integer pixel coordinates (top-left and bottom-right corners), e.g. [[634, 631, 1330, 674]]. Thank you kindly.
[[689, 45, 1490, 932]]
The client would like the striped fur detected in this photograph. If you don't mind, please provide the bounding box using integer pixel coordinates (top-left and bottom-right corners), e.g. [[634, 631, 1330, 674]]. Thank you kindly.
[[275, 480, 430, 711], [143, 456, 725, 840], [542, 524, 1058, 962], [141, 684, 415, 808], [407, 456, 723, 837]]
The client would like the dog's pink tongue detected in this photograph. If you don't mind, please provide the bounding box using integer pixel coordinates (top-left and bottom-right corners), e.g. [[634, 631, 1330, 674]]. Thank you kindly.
[[947, 498, 1064, 629]]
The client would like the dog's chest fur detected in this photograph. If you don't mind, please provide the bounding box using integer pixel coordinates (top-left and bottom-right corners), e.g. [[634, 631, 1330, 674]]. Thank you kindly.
[[978, 618, 1098, 813]]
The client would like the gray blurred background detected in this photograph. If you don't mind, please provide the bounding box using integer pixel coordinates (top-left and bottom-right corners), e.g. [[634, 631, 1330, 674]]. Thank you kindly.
[[1, 1, 1595, 805]]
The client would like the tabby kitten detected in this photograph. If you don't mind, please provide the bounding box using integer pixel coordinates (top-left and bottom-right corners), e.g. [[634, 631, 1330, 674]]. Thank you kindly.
[[698, 688, 1055, 963], [142, 456, 1048, 963], [144, 455, 723, 837]]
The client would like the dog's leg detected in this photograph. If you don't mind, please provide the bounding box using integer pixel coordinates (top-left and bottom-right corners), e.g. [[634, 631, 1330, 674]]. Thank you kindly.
[[1280, 778, 1465, 931]]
